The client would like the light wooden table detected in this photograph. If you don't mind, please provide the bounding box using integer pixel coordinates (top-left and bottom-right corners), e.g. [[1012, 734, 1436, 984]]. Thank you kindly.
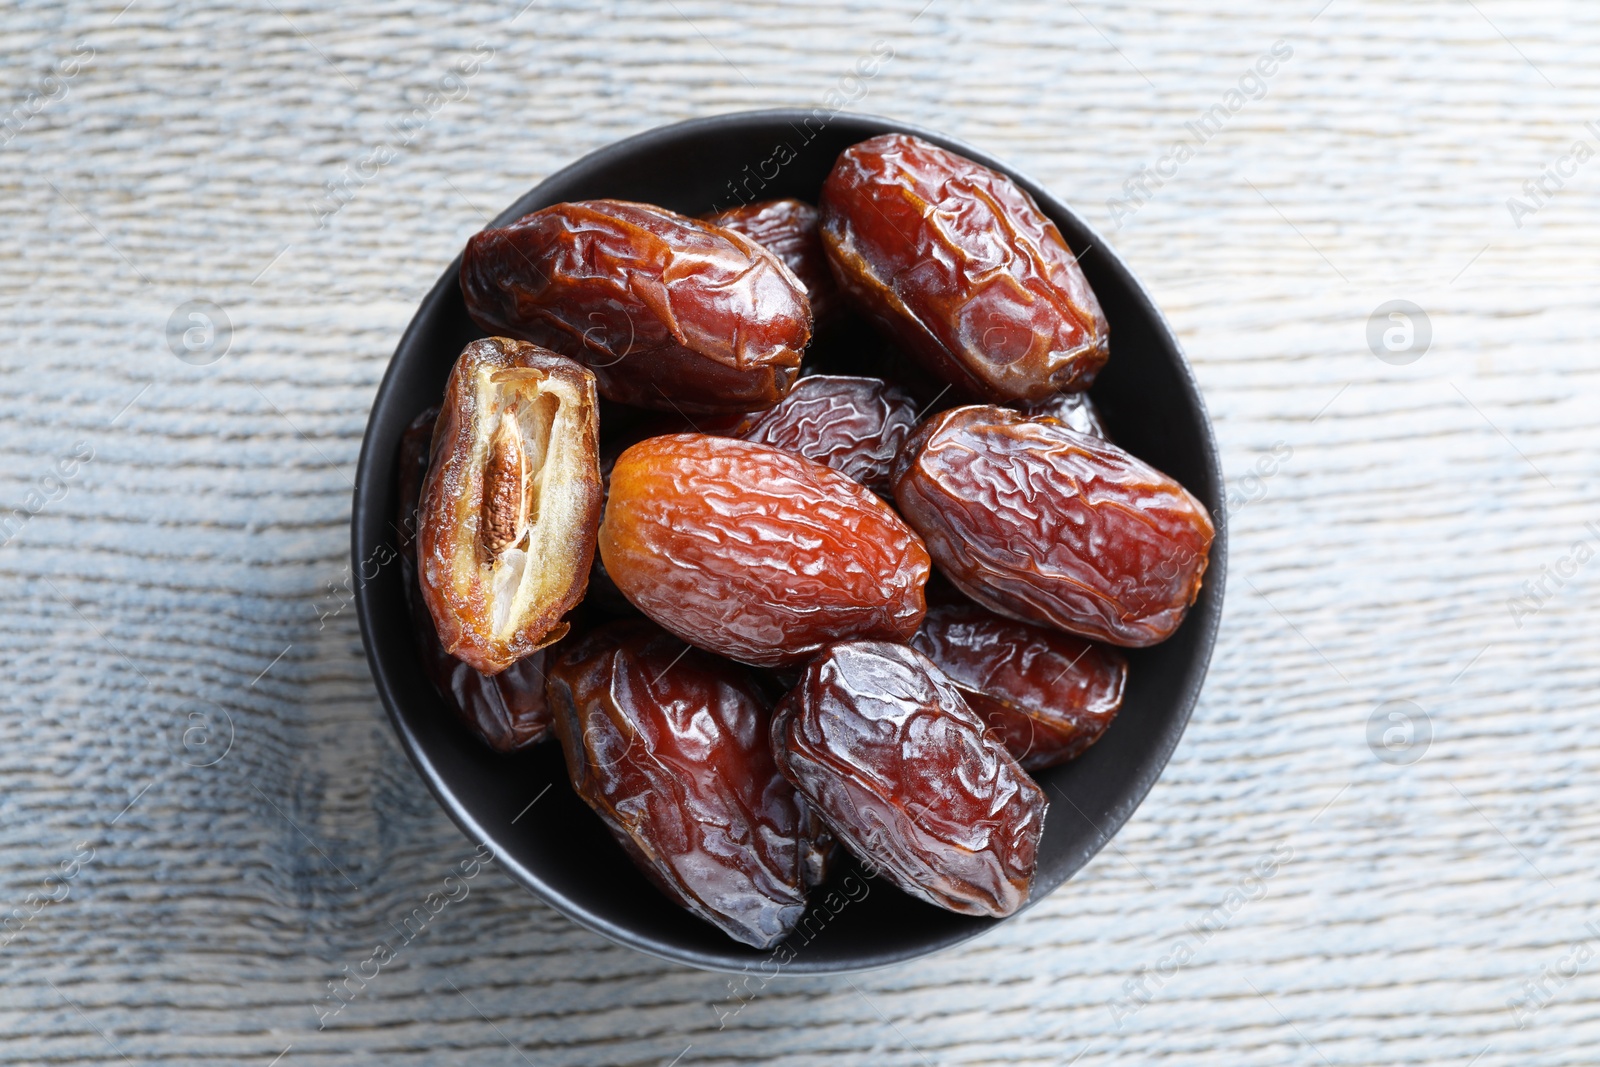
[[3, 1, 1597, 1063]]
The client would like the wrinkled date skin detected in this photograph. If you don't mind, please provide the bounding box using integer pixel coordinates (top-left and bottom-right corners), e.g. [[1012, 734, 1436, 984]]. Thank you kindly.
[[398, 408, 552, 750], [419, 338, 602, 674], [461, 199, 811, 414], [796, 801, 839, 889], [547, 620, 809, 948], [699, 375, 918, 493], [599, 434, 930, 668], [910, 603, 1127, 770], [702, 198, 839, 327], [820, 134, 1109, 403], [892, 405, 1214, 647], [1016, 389, 1111, 441], [770, 641, 1046, 917]]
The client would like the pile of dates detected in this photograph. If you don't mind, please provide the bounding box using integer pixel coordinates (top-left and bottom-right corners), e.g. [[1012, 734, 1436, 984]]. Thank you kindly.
[[397, 133, 1214, 949]]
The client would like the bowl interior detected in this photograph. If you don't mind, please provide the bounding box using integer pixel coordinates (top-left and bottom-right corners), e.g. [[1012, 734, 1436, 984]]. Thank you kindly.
[[353, 109, 1226, 974]]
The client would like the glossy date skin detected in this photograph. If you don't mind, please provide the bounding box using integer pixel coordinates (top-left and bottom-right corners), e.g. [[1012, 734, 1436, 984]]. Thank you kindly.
[[546, 620, 808, 948], [797, 800, 839, 889], [397, 408, 551, 751], [770, 641, 1046, 917], [910, 603, 1127, 770], [1016, 389, 1111, 441], [892, 405, 1214, 647], [698, 375, 918, 493], [600, 434, 930, 667], [461, 199, 811, 414], [820, 134, 1108, 403], [418, 338, 602, 673], [702, 198, 839, 327]]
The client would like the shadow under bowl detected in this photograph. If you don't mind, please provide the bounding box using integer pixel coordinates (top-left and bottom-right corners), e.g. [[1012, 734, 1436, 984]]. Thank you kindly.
[[352, 108, 1227, 975]]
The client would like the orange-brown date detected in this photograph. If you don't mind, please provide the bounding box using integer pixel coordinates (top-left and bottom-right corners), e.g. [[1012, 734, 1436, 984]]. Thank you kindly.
[[699, 375, 918, 493], [461, 199, 811, 414], [418, 338, 602, 674], [599, 434, 930, 668], [910, 603, 1127, 770], [770, 640, 1046, 917], [702, 198, 839, 327], [820, 134, 1108, 403], [892, 405, 1214, 647], [397, 408, 552, 751], [547, 620, 808, 948]]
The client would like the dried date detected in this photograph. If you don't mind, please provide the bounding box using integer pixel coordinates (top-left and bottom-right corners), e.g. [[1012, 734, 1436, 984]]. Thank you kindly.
[[797, 799, 839, 889], [418, 338, 602, 674], [702, 198, 839, 326], [891, 405, 1214, 647], [910, 603, 1127, 770], [547, 620, 808, 948], [770, 640, 1046, 917], [599, 434, 929, 667], [1015, 389, 1111, 441], [461, 199, 811, 414], [699, 374, 918, 493], [398, 407, 552, 750], [820, 134, 1108, 403]]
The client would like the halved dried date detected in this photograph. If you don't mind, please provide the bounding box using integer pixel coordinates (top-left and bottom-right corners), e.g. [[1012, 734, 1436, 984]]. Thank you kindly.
[[702, 198, 839, 326], [418, 338, 602, 674], [599, 434, 929, 667], [820, 134, 1108, 403], [1015, 389, 1111, 441], [461, 199, 810, 414], [770, 640, 1046, 917], [397, 407, 552, 750], [698, 375, 918, 493], [547, 620, 807, 948], [892, 405, 1214, 647], [910, 603, 1126, 770]]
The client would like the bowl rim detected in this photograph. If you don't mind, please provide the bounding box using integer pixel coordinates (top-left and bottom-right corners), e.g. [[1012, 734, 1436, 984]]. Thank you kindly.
[[352, 107, 1227, 975]]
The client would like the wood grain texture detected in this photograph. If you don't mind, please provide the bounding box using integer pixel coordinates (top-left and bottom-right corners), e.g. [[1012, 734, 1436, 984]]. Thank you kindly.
[[3, 0, 1598, 1063]]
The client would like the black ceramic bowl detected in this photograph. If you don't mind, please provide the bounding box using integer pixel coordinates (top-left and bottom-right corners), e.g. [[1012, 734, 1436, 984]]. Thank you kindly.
[[353, 109, 1226, 974]]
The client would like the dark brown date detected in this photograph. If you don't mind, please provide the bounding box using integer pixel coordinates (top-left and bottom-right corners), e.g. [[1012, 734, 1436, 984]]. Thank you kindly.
[[461, 199, 811, 414], [770, 641, 1045, 917], [397, 408, 552, 751], [892, 405, 1214, 647], [547, 620, 808, 948], [1015, 389, 1111, 441], [599, 434, 929, 667], [418, 338, 602, 674], [698, 375, 918, 493], [910, 603, 1127, 770], [820, 134, 1108, 403], [797, 799, 839, 889], [702, 198, 839, 326]]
